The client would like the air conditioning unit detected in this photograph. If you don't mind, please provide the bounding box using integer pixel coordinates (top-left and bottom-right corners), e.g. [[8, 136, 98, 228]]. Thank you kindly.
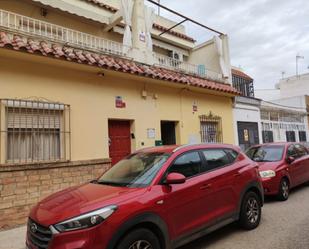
[[168, 51, 183, 62]]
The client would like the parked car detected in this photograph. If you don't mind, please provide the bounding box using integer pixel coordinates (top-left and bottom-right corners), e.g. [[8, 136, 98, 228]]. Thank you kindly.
[[27, 144, 263, 249], [246, 142, 309, 201]]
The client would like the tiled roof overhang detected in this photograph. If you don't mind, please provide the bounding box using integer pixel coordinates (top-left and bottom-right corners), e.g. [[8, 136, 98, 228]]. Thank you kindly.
[[0, 31, 239, 95], [82, 0, 196, 42], [231, 68, 253, 81]]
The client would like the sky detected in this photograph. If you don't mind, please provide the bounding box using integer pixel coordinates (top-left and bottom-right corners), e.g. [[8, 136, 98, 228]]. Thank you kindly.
[[147, 0, 309, 89]]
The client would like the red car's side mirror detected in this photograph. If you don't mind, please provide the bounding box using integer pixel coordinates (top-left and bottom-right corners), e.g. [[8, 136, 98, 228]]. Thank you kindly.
[[286, 156, 295, 164], [165, 173, 186, 185]]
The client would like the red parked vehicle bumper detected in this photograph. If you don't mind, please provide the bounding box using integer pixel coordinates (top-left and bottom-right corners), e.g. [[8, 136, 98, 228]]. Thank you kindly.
[[261, 176, 281, 196]]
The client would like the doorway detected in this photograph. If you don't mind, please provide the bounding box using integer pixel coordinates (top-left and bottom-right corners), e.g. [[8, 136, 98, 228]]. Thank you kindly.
[[237, 122, 259, 151], [108, 120, 131, 165], [161, 121, 176, 145]]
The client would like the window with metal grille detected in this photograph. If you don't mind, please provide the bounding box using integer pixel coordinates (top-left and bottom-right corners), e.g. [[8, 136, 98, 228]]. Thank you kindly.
[[262, 130, 274, 143], [286, 131, 296, 142], [299, 131, 307, 142], [199, 113, 223, 143], [0, 99, 71, 164]]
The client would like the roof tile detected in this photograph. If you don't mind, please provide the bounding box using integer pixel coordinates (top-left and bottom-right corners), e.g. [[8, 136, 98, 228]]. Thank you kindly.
[[0, 31, 239, 95]]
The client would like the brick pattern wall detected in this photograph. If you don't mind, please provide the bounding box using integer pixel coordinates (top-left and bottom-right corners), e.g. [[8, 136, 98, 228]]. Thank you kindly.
[[0, 159, 111, 230]]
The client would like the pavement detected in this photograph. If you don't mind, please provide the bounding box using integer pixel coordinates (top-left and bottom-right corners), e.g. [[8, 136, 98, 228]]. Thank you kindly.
[[1, 184, 309, 249]]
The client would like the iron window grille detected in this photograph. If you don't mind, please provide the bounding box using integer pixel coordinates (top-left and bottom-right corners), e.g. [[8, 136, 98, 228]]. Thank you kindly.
[[262, 130, 274, 143], [286, 131, 296, 142], [199, 112, 223, 143], [0, 99, 71, 164], [299, 131, 307, 142]]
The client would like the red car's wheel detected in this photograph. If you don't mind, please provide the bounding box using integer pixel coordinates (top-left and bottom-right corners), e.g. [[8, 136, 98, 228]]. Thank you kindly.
[[239, 191, 262, 230], [277, 178, 290, 201], [116, 228, 161, 249]]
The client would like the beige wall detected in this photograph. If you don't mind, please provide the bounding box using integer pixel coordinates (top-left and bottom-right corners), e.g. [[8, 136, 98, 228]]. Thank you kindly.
[[0, 49, 235, 163], [189, 39, 221, 74]]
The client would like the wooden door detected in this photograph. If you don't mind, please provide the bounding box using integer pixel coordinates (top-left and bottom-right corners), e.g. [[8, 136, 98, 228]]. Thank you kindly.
[[108, 120, 131, 165]]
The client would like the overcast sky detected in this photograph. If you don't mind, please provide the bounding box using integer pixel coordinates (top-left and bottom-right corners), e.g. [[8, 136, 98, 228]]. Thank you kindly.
[[148, 0, 309, 89]]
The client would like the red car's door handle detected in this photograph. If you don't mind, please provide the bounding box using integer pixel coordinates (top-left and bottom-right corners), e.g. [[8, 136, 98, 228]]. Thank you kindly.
[[200, 183, 212, 190], [234, 173, 241, 177]]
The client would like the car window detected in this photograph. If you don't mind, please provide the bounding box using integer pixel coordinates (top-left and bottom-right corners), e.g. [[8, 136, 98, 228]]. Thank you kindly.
[[225, 149, 239, 162], [287, 145, 298, 158], [202, 149, 231, 171], [246, 146, 284, 162], [294, 144, 308, 158], [168, 151, 202, 178]]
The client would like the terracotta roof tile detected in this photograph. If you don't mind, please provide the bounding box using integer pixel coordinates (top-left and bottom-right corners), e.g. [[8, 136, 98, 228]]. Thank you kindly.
[[0, 31, 239, 95], [231, 68, 253, 81]]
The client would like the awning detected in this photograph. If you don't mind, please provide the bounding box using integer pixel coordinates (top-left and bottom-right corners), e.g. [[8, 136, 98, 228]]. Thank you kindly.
[[31, 0, 109, 24]]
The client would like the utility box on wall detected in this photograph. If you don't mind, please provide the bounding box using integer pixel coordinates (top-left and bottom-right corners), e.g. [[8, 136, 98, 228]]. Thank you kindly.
[[155, 140, 163, 146]]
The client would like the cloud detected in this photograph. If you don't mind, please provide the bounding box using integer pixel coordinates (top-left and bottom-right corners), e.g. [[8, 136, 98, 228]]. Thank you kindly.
[[149, 0, 309, 89]]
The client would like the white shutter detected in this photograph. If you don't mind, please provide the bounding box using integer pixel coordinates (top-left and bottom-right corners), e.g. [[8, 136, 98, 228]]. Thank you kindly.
[[7, 108, 61, 129]]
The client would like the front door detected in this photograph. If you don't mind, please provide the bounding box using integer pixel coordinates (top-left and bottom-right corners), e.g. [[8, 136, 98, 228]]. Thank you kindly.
[[161, 121, 176, 145], [237, 122, 259, 151], [108, 120, 131, 165]]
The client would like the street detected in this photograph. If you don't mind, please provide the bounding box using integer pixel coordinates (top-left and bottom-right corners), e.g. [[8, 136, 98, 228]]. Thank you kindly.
[[181, 183, 309, 249]]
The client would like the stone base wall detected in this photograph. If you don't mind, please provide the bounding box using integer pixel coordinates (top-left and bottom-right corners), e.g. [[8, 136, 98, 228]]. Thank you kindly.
[[0, 159, 111, 230]]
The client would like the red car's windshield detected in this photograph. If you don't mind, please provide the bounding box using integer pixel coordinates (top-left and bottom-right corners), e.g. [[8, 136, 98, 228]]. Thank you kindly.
[[246, 145, 285, 162], [97, 152, 170, 188]]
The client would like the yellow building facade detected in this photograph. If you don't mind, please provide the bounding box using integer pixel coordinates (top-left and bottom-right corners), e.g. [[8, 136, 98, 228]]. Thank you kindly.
[[0, 48, 236, 164]]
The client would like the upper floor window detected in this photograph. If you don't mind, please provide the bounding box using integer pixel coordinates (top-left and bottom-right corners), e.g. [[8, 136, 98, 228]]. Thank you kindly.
[[0, 99, 71, 164], [232, 75, 254, 98]]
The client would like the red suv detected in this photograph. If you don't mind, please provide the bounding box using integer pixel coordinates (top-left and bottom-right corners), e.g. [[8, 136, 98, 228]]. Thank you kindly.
[[246, 142, 309, 201], [27, 144, 263, 249]]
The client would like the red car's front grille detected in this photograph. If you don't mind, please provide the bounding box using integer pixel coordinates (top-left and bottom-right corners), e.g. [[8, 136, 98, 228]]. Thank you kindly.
[[27, 218, 52, 249]]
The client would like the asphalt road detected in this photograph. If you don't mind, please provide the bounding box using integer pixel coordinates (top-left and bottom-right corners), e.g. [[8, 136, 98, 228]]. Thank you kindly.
[[180, 183, 309, 249]]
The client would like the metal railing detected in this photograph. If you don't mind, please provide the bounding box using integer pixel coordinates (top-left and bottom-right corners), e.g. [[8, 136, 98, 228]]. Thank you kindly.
[[0, 9, 127, 56], [154, 53, 223, 81]]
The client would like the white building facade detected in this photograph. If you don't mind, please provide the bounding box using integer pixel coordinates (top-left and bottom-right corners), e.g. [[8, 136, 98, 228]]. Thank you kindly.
[[260, 97, 309, 143], [232, 68, 262, 150]]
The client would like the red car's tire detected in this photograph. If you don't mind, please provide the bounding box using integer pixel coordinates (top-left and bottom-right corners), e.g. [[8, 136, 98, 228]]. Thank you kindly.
[[116, 228, 161, 249], [277, 178, 290, 201], [239, 191, 262, 230]]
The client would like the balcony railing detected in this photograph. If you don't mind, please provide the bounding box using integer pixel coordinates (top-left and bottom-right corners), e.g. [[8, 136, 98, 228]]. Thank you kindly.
[[154, 53, 223, 82], [0, 9, 127, 56]]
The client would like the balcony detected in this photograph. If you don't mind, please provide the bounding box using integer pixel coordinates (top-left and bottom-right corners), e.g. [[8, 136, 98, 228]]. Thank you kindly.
[[0, 9, 127, 57], [154, 53, 224, 82]]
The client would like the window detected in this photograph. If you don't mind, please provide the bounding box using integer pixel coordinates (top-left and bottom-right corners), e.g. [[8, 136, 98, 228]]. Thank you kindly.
[[202, 149, 232, 171], [225, 149, 239, 162], [246, 146, 284, 162], [287, 145, 298, 158], [98, 152, 170, 188], [200, 113, 222, 143], [294, 144, 308, 158], [1, 99, 71, 164], [286, 131, 296, 142], [299, 131, 307, 142], [168, 151, 202, 178], [262, 131, 274, 143]]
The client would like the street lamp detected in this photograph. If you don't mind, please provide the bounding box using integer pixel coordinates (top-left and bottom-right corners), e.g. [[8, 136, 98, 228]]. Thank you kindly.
[[296, 54, 304, 77]]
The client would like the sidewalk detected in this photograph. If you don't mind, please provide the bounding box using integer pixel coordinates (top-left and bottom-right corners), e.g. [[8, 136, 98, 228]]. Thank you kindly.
[[0, 226, 26, 249]]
